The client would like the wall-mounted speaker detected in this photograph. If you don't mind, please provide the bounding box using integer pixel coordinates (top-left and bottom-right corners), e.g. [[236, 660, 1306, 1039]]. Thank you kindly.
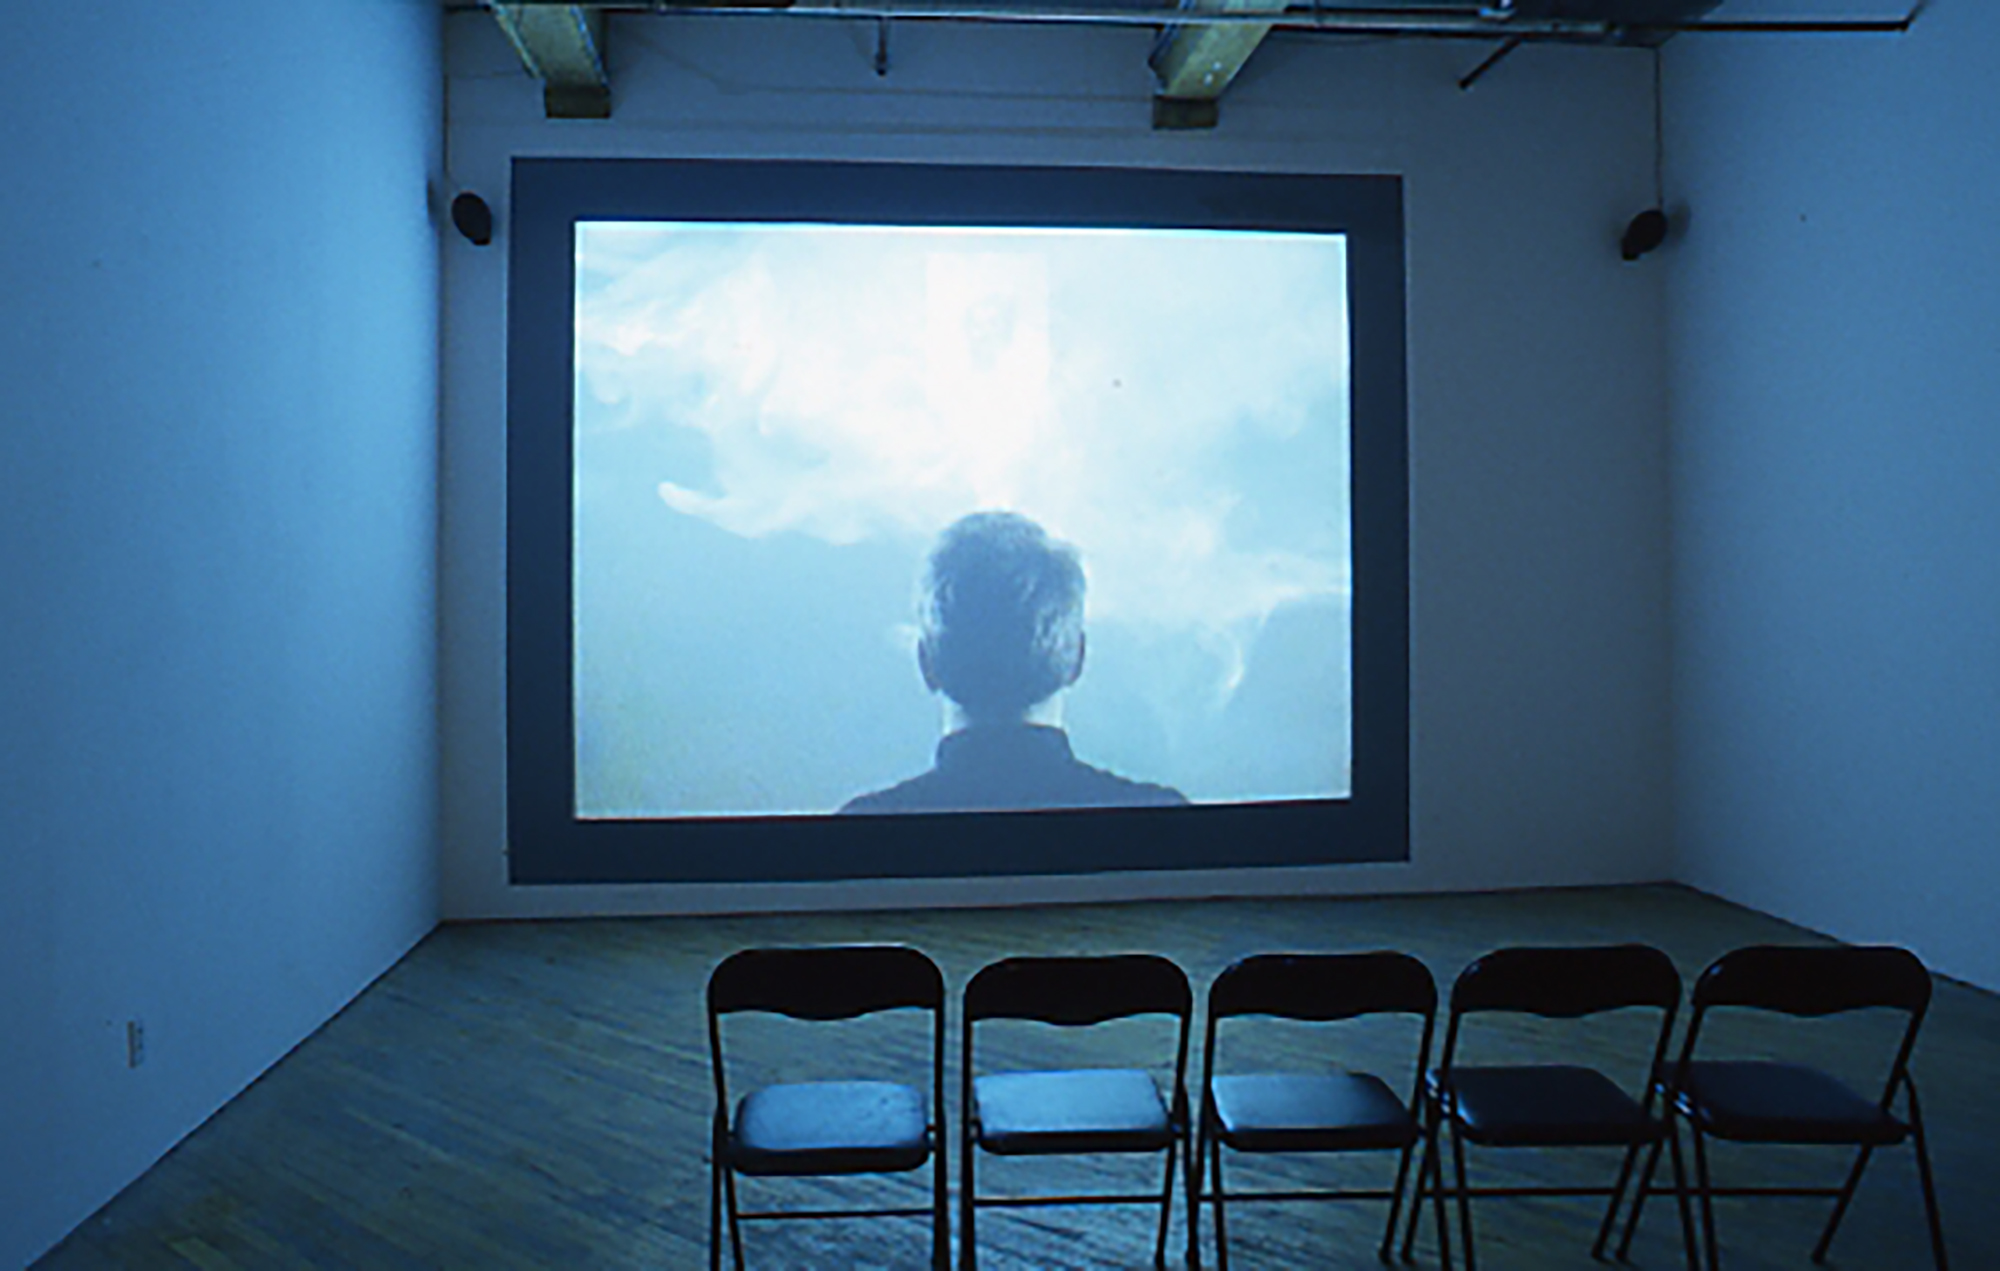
[[452, 192, 494, 247], [1621, 208, 1668, 261]]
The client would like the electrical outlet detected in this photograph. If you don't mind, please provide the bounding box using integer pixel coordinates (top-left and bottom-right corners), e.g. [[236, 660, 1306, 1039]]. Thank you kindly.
[[126, 1019, 146, 1069]]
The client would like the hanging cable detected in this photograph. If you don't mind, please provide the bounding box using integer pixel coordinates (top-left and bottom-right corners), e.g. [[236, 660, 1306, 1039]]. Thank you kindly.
[[1652, 44, 1665, 208]]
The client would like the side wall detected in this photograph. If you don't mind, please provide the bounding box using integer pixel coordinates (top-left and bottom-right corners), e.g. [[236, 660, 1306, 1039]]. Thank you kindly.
[[442, 15, 1675, 917], [0, 5, 444, 1264], [1666, 2, 2000, 990]]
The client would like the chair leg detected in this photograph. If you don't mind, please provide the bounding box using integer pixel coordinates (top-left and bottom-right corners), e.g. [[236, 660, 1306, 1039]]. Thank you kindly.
[[1448, 1123, 1477, 1271], [709, 1149, 724, 1271], [1187, 1114, 1205, 1271], [1667, 1122, 1700, 1271], [1430, 1132, 1455, 1271], [1380, 1138, 1417, 1263], [1690, 1127, 1719, 1271], [1616, 1135, 1667, 1261], [1906, 1093, 1950, 1271], [1400, 1134, 1427, 1261], [1810, 1144, 1875, 1265], [959, 1134, 977, 1271], [934, 1142, 951, 1271], [1155, 1135, 1180, 1269], [723, 1166, 747, 1271], [1404, 1115, 1455, 1270], [1593, 1139, 1645, 1259], [1212, 1133, 1231, 1271], [1402, 1109, 1438, 1262]]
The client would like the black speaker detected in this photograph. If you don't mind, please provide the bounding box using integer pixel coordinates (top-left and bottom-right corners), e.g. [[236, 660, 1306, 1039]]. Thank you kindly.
[[1621, 208, 1668, 261], [452, 192, 494, 247]]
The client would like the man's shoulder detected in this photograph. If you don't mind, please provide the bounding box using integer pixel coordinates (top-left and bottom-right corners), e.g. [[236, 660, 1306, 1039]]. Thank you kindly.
[[1063, 759, 1188, 807], [838, 728, 1189, 814], [838, 771, 949, 815]]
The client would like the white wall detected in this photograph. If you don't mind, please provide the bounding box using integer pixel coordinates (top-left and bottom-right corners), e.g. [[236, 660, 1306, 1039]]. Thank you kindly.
[[1665, 2, 2000, 991], [441, 14, 1675, 917], [0, 4, 443, 1265]]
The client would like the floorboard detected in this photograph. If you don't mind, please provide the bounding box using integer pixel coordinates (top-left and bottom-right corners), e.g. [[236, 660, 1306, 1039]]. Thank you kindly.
[[35, 884, 1999, 1269]]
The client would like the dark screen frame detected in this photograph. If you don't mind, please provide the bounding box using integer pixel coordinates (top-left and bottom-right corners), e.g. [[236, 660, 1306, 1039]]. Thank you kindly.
[[506, 158, 1408, 885]]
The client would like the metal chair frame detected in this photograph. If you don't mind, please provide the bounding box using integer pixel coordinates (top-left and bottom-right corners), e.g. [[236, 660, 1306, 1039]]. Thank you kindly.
[[1618, 943, 1948, 1271], [707, 945, 949, 1271], [959, 954, 1193, 1271], [1190, 951, 1443, 1271], [1402, 944, 1694, 1271]]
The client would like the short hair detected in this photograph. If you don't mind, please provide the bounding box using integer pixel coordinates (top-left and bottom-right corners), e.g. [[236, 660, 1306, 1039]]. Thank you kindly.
[[920, 512, 1085, 718]]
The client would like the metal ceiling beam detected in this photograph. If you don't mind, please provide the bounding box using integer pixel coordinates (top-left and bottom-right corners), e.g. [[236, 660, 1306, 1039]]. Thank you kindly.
[[490, 4, 612, 119], [1149, 0, 1290, 129]]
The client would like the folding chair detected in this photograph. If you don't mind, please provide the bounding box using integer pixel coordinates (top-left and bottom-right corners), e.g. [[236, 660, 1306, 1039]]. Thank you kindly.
[[707, 945, 948, 1270], [1403, 944, 1691, 1271], [1190, 951, 1442, 1270], [960, 954, 1193, 1270], [1618, 944, 1947, 1271]]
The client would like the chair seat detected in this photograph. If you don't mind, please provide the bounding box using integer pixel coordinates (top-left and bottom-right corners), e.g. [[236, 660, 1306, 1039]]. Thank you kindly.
[[731, 1080, 931, 1176], [975, 1068, 1174, 1155], [1211, 1072, 1417, 1153], [1438, 1065, 1661, 1147], [1679, 1061, 1909, 1146]]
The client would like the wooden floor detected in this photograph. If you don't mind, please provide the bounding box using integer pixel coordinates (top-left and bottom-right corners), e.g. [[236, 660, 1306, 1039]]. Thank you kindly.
[[36, 885, 2000, 1270]]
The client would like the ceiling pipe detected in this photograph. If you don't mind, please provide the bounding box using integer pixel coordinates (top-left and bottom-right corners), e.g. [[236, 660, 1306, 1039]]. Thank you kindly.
[[469, 1, 1620, 38], [457, 0, 1923, 40]]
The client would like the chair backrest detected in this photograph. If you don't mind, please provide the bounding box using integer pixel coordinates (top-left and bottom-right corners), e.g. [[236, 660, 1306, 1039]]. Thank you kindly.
[[1439, 945, 1681, 1105], [1691, 945, 1931, 1017], [1209, 951, 1436, 1023], [708, 945, 944, 1020], [964, 954, 1191, 1026], [1450, 944, 1681, 1018], [1676, 944, 1933, 1107], [708, 945, 947, 1121], [1202, 952, 1437, 1110], [962, 954, 1194, 1131]]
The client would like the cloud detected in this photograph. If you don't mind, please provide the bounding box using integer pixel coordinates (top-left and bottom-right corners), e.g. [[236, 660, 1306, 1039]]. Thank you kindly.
[[575, 221, 1351, 702]]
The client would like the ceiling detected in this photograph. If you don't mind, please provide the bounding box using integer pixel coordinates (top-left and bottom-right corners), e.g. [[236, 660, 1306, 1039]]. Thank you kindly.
[[466, 0, 1920, 126]]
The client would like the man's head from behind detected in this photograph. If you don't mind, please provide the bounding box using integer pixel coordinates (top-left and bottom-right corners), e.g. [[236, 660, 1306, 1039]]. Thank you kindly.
[[918, 511, 1085, 725]]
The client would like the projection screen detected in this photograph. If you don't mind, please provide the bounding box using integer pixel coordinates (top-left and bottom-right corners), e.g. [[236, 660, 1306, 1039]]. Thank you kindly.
[[506, 160, 1407, 884]]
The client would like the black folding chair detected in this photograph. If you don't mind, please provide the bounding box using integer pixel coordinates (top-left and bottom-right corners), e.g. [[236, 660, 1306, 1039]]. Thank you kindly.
[[1190, 952, 1441, 1270], [1618, 944, 1948, 1271], [960, 954, 1193, 1270], [707, 945, 948, 1271], [1403, 944, 1692, 1271]]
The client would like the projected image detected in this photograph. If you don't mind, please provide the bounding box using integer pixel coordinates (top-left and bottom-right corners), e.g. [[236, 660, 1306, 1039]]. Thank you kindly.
[[574, 221, 1351, 819]]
